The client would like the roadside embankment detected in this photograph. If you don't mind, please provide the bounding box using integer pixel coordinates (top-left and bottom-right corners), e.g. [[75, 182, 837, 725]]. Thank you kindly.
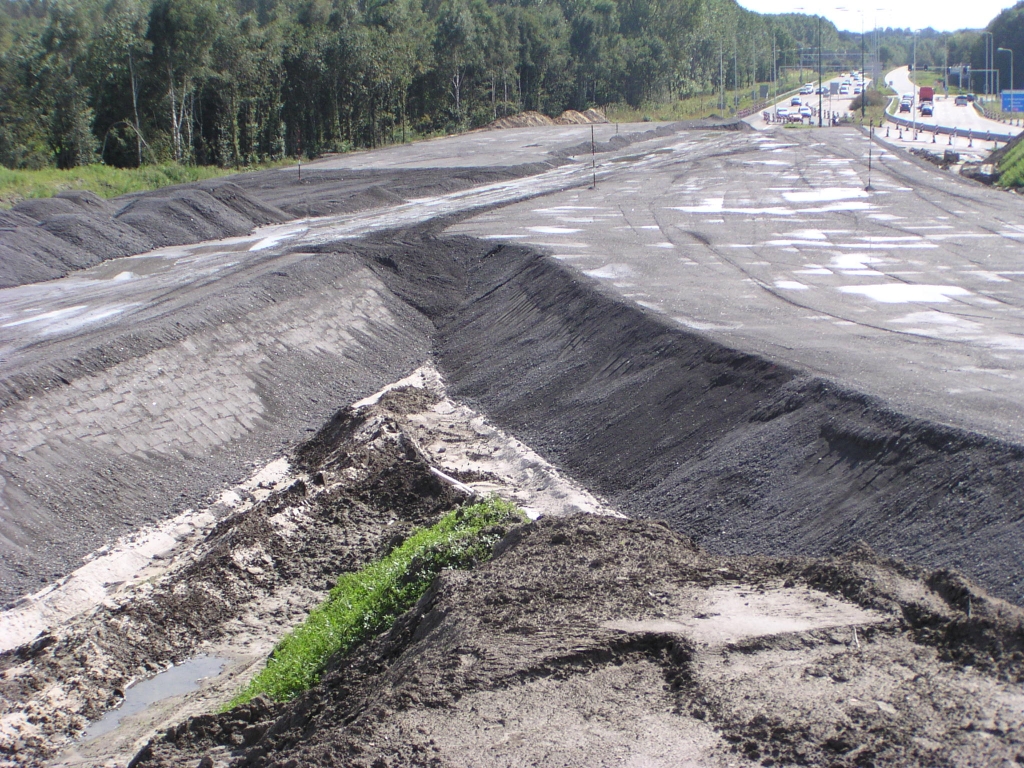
[[342, 229, 1024, 606], [5, 370, 1021, 768], [2, 378, 608, 766], [132, 515, 1024, 768]]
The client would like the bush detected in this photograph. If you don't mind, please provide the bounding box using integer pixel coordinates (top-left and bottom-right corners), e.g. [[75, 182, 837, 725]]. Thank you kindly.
[[849, 88, 889, 112], [228, 497, 526, 707]]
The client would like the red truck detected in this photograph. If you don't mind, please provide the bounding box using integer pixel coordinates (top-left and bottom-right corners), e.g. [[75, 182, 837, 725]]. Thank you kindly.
[[919, 86, 934, 102]]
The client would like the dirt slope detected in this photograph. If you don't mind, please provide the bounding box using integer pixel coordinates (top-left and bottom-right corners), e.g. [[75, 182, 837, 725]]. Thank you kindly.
[[1, 378, 611, 767], [130, 517, 1024, 768], [337, 229, 1024, 605]]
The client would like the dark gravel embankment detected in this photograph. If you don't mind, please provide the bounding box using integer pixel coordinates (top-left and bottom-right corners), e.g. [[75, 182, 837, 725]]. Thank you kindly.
[[336, 228, 1024, 605]]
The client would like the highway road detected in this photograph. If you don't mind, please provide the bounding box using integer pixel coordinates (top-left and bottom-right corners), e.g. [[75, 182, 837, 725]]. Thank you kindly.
[[886, 66, 1023, 140], [745, 74, 870, 129]]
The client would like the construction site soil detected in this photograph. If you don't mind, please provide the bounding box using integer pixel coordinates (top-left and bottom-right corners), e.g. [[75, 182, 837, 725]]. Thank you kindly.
[[4, 386, 1024, 768], [2, 122, 1024, 765]]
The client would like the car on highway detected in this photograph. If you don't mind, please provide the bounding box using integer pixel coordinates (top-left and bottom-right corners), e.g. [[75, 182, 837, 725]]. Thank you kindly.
[[791, 96, 802, 106], [854, 85, 862, 94], [921, 102, 934, 116], [817, 86, 828, 94], [899, 100, 912, 112], [800, 84, 814, 95], [799, 106, 813, 118], [955, 95, 969, 106], [839, 85, 850, 95], [775, 107, 790, 119]]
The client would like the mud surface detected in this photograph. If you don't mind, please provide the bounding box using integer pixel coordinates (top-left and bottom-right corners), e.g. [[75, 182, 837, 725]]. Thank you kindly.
[[1, 380, 610, 766], [131, 518, 1024, 768], [2, 122, 1024, 766], [5, 380, 1023, 768]]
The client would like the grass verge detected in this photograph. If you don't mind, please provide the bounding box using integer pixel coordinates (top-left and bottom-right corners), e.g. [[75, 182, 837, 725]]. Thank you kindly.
[[228, 497, 526, 707], [0, 161, 294, 209], [997, 136, 1024, 188]]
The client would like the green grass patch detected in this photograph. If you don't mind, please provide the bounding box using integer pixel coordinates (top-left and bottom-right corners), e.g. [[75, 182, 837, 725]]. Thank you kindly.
[[0, 160, 294, 209], [228, 497, 526, 707], [997, 136, 1024, 188]]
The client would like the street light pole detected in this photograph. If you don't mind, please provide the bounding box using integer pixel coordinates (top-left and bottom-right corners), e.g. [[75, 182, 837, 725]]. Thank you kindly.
[[861, 14, 866, 118], [912, 30, 917, 138], [818, 15, 823, 127], [998, 47, 1014, 93]]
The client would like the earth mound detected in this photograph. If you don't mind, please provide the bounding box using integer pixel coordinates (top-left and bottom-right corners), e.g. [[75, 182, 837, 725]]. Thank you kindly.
[[130, 516, 1024, 768], [0, 182, 292, 289], [485, 109, 608, 130]]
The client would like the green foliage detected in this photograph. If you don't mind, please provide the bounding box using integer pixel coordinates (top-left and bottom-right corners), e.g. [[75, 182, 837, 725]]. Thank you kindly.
[[0, 161, 282, 207], [228, 497, 526, 707], [0, 0, 848, 171], [997, 135, 1024, 188]]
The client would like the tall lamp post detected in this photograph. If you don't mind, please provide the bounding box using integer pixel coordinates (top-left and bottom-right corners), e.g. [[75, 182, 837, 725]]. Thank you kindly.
[[912, 29, 918, 138], [998, 47, 1014, 93], [818, 14, 823, 127]]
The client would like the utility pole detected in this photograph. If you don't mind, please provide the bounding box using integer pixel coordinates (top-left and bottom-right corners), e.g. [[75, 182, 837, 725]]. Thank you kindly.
[[720, 42, 725, 112], [912, 30, 918, 138], [818, 15, 823, 127], [998, 47, 1014, 93], [770, 34, 778, 104], [861, 17, 866, 118]]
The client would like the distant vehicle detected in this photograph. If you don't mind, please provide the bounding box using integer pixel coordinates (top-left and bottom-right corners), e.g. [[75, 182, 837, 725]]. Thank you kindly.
[[818, 86, 828, 94], [839, 85, 850, 95], [799, 106, 813, 117], [789, 112, 804, 122], [955, 94, 969, 106], [919, 86, 934, 102], [920, 102, 934, 116], [967, 93, 975, 101], [776, 107, 790, 118], [800, 84, 814, 95], [899, 101, 912, 112], [854, 85, 862, 94], [791, 96, 802, 106]]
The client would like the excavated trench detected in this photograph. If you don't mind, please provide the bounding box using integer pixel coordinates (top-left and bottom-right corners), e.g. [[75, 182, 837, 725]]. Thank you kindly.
[[337, 225, 1024, 606]]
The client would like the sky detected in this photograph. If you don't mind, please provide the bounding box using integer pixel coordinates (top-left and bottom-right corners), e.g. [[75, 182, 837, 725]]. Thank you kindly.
[[737, 0, 1019, 32]]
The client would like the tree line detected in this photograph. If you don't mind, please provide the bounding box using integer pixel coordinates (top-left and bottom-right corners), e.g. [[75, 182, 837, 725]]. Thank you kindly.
[[0, 0, 834, 169]]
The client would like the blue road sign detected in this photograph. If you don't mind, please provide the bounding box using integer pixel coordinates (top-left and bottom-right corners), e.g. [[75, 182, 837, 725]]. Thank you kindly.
[[1003, 91, 1024, 112]]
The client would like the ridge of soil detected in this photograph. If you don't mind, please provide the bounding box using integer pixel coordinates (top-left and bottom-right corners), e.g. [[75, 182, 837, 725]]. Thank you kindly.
[[335, 228, 1024, 605], [129, 515, 1024, 768], [1, 377, 612, 767]]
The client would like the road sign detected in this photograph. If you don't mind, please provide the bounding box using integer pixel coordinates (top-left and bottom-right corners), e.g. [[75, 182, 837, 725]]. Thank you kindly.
[[1002, 91, 1024, 113]]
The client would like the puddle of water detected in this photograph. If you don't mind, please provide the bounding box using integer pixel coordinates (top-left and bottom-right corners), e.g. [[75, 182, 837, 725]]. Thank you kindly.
[[584, 264, 632, 280], [82, 655, 226, 741], [839, 285, 971, 303], [782, 188, 868, 203], [527, 226, 581, 234]]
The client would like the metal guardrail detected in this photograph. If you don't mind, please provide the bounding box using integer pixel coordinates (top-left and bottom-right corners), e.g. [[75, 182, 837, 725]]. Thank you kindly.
[[884, 97, 1018, 143], [736, 84, 805, 120]]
